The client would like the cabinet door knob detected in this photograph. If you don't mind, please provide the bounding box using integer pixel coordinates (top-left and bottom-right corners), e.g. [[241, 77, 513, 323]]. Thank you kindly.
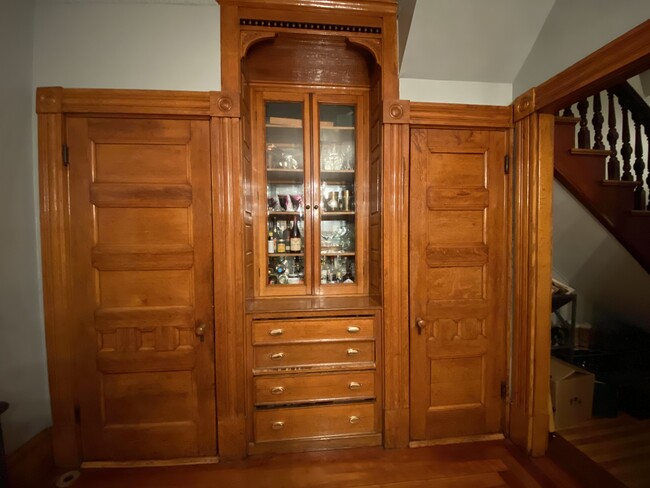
[[313, 204, 319, 209], [347, 325, 360, 333], [305, 204, 311, 210], [272, 421, 285, 430], [349, 416, 360, 424], [270, 386, 285, 395], [348, 381, 361, 390], [270, 352, 285, 360], [347, 348, 359, 356], [269, 328, 284, 336]]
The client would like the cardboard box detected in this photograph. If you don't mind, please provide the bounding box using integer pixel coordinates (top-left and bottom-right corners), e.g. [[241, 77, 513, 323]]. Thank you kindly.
[[550, 357, 595, 430]]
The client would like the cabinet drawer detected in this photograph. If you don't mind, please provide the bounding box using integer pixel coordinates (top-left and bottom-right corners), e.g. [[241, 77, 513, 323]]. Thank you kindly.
[[255, 372, 375, 405], [253, 317, 375, 344], [255, 402, 375, 442], [254, 341, 374, 369]]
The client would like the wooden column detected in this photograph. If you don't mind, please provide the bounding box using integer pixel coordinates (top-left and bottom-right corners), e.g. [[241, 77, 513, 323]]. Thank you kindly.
[[36, 87, 80, 467], [509, 90, 553, 456], [381, 100, 410, 448], [210, 92, 248, 460]]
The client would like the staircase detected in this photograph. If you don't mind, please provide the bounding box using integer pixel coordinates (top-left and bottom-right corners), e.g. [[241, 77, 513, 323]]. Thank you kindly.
[[554, 81, 650, 273]]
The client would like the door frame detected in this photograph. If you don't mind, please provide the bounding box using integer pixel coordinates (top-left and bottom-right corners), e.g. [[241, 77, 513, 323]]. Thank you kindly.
[[35, 87, 237, 467]]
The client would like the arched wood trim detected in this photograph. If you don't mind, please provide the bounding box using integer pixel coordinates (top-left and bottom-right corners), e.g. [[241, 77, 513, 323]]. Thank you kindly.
[[240, 31, 277, 59], [347, 36, 382, 66]]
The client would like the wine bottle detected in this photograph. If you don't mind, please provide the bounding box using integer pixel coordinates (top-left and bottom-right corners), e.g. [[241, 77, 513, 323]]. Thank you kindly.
[[290, 215, 301, 252]]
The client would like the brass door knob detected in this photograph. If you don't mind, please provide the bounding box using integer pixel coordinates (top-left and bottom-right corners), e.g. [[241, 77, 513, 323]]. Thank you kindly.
[[195, 323, 207, 342], [415, 318, 426, 335]]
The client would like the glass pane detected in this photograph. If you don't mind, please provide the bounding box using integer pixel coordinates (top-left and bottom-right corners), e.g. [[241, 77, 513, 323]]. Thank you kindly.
[[265, 101, 305, 287], [319, 104, 356, 285]]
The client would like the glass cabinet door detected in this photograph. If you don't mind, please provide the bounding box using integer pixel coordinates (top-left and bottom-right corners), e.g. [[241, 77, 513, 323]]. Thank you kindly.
[[263, 98, 310, 294], [316, 101, 359, 293]]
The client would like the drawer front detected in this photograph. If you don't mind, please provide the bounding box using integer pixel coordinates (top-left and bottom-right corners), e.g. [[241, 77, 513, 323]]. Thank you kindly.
[[255, 372, 375, 405], [254, 341, 375, 369], [255, 402, 375, 442], [253, 317, 375, 344]]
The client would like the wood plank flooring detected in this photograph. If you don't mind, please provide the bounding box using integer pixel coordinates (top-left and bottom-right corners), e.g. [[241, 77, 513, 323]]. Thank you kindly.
[[58, 441, 583, 488], [558, 413, 650, 488]]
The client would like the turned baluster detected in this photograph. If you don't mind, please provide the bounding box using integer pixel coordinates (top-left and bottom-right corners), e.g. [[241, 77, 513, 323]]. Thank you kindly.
[[632, 118, 647, 210], [620, 106, 633, 181], [591, 93, 605, 150], [577, 99, 590, 149], [646, 128, 650, 210], [606, 91, 621, 180], [562, 105, 575, 117]]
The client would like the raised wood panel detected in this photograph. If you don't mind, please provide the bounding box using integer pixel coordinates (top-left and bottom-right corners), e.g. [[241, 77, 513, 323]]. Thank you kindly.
[[87, 118, 191, 144], [102, 371, 193, 424], [90, 184, 192, 208], [99, 270, 192, 308], [94, 307, 194, 331], [91, 249, 194, 271], [96, 208, 190, 248], [427, 188, 489, 210], [427, 266, 484, 300], [428, 153, 486, 187], [94, 144, 189, 183], [429, 356, 483, 406], [426, 245, 488, 267], [428, 210, 484, 244]]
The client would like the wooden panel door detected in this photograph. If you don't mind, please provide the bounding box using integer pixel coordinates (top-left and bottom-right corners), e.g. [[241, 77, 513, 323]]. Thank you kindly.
[[410, 128, 508, 441], [67, 117, 216, 461]]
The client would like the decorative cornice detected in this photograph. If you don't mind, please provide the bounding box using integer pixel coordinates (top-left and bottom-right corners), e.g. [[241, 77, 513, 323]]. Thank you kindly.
[[382, 100, 410, 124], [240, 18, 381, 34], [410, 102, 512, 129]]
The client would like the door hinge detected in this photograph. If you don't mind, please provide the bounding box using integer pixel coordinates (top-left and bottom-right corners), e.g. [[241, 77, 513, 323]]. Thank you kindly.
[[62, 144, 70, 167], [504, 154, 510, 175], [74, 405, 81, 424], [500, 381, 508, 400]]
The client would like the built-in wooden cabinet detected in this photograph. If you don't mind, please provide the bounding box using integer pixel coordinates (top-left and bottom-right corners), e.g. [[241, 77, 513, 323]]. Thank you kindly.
[[253, 88, 368, 297], [245, 300, 382, 453]]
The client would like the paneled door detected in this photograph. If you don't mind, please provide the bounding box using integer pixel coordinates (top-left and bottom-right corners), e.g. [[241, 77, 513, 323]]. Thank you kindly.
[[409, 128, 508, 441], [67, 117, 216, 460]]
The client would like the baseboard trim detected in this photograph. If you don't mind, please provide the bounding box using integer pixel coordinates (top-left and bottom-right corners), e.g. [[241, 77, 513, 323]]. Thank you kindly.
[[82, 456, 219, 469], [409, 433, 504, 448], [7, 428, 55, 488]]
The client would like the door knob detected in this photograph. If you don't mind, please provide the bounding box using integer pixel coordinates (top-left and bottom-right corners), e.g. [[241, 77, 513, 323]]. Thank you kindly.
[[195, 323, 207, 342], [415, 318, 426, 335]]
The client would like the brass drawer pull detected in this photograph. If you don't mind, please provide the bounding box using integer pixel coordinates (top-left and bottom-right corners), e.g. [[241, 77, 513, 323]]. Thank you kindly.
[[270, 386, 285, 395], [348, 381, 361, 390], [347, 348, 359, 356], [269, 328, 284, 336], [347, 325, 360, 333], [270, 352, 285, 360], [349, 416, 360, 424], [272, 421, 285, 430]]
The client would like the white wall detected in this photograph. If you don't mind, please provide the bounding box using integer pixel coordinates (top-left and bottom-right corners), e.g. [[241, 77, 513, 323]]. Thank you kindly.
[[399, 78, 512, 106], [514, 0, 650, 96], [553, 181, 650, 330], [34, 0, 220, 90], [0, 0, 52, 454]]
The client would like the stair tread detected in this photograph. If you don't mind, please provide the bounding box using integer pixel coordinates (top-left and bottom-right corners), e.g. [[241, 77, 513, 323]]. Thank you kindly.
[[631, 210, 650, 217], [555, 116, 581, 124], [601, 180, 640, 187], [570, 148, 612, 156]]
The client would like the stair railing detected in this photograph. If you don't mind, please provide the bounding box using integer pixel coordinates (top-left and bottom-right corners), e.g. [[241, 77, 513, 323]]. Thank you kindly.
[[561, 81, 650, 211]]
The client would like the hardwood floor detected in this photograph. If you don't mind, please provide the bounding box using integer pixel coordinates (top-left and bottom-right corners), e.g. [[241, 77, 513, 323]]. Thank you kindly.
[[558, 413, 650, 488], [56, 441, 583, 488]]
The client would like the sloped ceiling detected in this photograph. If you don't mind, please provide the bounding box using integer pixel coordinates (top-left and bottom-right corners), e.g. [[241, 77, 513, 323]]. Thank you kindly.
[[399, 0, 555, 83]]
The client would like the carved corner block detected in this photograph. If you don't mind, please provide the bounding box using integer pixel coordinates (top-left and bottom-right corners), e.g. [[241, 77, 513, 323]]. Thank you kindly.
[[210, 91, 241, 118], [513, 89, 536, 122], [382, 100, 410, 124], [36, 87, 63, 114]]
